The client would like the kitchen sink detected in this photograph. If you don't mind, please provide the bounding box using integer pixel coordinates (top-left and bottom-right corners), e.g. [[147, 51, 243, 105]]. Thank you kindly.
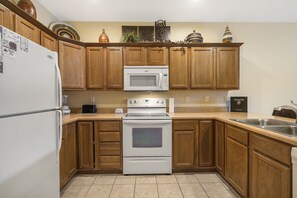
[[230, 118, 297, 137]]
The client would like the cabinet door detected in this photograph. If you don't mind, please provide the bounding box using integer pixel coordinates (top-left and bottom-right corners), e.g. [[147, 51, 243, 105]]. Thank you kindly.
[[0, 4, 14, 30], [78, 122, 94, 170], [216, 47, 239, 89], [106, 47, 123, 89], [65, 122, 77, 178], [215, 121, 225, 176], [40, 31, 57, 51], [59, 125, 67, 188], [173, 129, 195, 169], [190, 47, 215, 89], [251, 150, 291, 198], [86, 47, 105, 89], [226, 137, 248, 198], [124, 47, 146, 65], [59, 41, 86, 89], [147, 47, 168, 65], [169, 47, 189, 89], [15, 16, 40, 44], [198, 120, 214, 167]]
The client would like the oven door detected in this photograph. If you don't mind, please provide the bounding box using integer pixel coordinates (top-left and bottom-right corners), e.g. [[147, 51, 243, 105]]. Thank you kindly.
[[123, 119, 172, 157]]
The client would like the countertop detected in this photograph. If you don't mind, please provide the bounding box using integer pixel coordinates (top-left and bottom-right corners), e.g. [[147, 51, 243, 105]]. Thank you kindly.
[[63, 112, 297, 146]]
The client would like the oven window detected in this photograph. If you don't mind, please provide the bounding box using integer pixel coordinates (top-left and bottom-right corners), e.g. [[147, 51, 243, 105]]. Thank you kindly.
[[130, 76, 157, 86], [132, 128, 162, 148]]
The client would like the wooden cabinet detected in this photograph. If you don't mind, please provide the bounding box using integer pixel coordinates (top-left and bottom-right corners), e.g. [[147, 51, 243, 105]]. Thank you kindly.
[[94, 121, 122, 170], [216, 47, 239, 89], [0, 4, 14, 30], [190, 47, 215, 89], [60, 122, 77, 188], [78, 122, 94, 170], [15, 16, 40, 44], [40, 31, 57, 51], [225, 125, 248, 198], [169, 47, 189, 89], [59, 41, 86, 90], [124, 47, 168, 65], [198, 120, 214, 167], [86, 47, 105, 89], [215, 121, 225, 176], [250, 134, 291, 198], [106, 47, 123, 89]]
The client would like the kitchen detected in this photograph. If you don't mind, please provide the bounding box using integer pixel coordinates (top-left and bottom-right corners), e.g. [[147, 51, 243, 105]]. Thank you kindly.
[[0, 0, 297, 197]]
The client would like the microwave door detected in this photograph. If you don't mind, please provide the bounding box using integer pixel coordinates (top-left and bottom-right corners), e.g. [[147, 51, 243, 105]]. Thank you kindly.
[[127, 73, 159, 91]]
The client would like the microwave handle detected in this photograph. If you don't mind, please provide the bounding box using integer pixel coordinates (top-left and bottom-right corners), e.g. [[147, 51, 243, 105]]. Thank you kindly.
[[159, 73, 163, 88]]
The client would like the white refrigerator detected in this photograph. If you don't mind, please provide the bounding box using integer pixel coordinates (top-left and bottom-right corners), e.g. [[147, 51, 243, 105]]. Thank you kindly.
[[0, 26, 62, 197]]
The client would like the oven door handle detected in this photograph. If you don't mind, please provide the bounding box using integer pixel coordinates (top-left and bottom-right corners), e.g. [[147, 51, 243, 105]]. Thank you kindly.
[[123, 120, 172, 125]]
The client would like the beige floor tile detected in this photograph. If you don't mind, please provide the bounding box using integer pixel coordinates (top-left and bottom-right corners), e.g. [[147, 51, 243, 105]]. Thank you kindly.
[[84, 185, 112, 198], [69, 175, 96, 186], [158, 183, 183, 198], [176, 174, 198, 184], [195, 173, 221, 183], [179, 183, 208, 198], [114, 177, 136, 184], [201, 183, 234, 198], [93, 175, 116, 185], [109, 184, 135, 198], [156, 175, 177, 184], [60, 185, 89, 198], [116, 175, 136, 179], [136, 176, 156, 184], [135, 184, 158, 198]]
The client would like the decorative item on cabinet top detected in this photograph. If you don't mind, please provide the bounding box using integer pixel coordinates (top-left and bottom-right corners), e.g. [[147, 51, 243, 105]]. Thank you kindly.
[[184, 30, 203, 43], [222, 26, 233, 43], [17, 0, 37, 19], [122, 32, 140, 43], [98, 29, 109, 43], [49, 22, 82, 41]]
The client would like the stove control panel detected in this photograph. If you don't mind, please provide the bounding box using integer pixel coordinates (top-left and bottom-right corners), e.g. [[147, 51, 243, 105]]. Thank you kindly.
[[127, 98, 166, 108]]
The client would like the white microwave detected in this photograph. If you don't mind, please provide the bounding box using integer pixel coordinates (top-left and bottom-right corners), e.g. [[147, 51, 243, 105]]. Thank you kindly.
[[124, 66, 169, 91]]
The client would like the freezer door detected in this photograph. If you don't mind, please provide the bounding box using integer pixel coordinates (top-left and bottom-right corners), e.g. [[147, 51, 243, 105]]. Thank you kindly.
[[0, 27, 60, 117], [0, 111, 60, 198]]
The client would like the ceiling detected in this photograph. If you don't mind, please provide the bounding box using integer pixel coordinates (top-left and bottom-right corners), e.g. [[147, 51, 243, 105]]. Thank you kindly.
[[37, 0, 297, 22]]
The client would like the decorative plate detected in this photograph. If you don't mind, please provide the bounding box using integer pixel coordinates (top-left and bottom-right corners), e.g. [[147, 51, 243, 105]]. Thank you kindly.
[[49, 22, 82, 41]]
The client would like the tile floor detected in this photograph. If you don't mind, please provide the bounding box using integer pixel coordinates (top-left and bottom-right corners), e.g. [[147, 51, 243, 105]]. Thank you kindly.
[[61, 173, 241, 198]]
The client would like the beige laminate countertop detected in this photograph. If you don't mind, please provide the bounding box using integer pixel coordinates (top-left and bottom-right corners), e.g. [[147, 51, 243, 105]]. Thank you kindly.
[[63, 112, 297, 146]]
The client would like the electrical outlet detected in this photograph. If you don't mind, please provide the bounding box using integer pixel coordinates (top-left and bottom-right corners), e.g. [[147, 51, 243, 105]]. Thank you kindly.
[[185, 96, 190, 103], [204, 96, 210, 102]]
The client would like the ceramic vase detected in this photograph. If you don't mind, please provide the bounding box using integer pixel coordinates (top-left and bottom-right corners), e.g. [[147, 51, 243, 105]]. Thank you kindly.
[[98, 29, 109, 43], [17, 0, 37, 19], [222, 26, 233, 43]]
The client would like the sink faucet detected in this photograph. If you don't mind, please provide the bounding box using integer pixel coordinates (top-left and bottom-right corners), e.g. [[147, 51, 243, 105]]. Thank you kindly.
[[273, 100, 297, 124]]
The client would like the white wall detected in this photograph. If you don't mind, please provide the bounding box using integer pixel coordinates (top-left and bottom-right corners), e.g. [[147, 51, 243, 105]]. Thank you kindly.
[[64, 21, 297, 114]]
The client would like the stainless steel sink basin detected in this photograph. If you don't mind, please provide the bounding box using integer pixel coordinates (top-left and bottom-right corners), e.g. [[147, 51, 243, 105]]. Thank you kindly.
[[230, 118, 297, 137]]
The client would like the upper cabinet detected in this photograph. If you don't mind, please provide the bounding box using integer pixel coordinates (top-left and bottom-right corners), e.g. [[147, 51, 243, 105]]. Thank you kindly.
[[41, 31, 58, 51], [0, 4, 14, 30], [216, 47, 239, 89], [59, 41, 86, 90], [15, 15, 40, 44], [169, 47, 189, 89], [124, 47, 168, 66], [86, 47, 123, 90]]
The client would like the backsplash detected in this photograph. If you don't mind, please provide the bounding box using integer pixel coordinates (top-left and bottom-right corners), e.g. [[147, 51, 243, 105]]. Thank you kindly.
[[63, 90, 229, 113]]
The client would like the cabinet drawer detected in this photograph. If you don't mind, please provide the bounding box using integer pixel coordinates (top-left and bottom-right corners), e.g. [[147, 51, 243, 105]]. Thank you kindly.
[[98, 121, 120, 131], [251, 134, 291, 166], [99, 156, 121, 170], [99, 132, 120, 142], [99, 142, 121, 155], [174, 120, 196, 131], [226, 125, 248, 145]]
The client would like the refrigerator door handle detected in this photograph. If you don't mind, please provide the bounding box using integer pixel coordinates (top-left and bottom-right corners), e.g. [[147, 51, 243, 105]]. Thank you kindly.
[[53, 52, 62, 109], [57, 110, 63, 154]]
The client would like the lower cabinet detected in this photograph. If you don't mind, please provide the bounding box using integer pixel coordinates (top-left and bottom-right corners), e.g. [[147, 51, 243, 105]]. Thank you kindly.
[[173, 120, 214, 171], [225, 125, 248, 198], [78, 122, 94, 170], [94, 121, 122, 171], [60, 122, 77, 188], [215, 121, 225, 176]]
